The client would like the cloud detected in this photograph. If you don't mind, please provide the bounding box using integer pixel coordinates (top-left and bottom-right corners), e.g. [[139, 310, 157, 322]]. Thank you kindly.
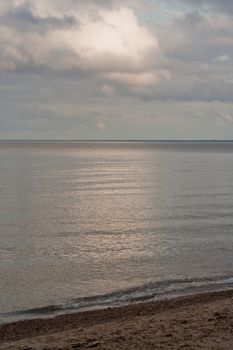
[[216, 112, 233, 124], [160, 11, 233, 63], [216, 54, 231, 62], [102, 70, 171, 87], [133, 9, 233, 103], [1, 3, 77, 31], [96, 121, 107, 131], [2, 0, 233, 140], [180, 0, 233, 14], [164, 0, 233, 14], [101, 84, 115, 96], [0, 1, 167, 87]]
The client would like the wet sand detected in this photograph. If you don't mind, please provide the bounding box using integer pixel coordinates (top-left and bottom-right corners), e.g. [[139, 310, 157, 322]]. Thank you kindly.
[[1, 290, 233, 349]]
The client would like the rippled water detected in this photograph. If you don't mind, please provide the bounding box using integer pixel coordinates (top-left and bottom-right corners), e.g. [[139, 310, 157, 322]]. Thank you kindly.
[[1, 141, 233, 323]]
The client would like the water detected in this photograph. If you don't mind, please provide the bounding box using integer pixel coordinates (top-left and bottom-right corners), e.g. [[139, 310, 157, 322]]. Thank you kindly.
[[1, 141, 233, 323]]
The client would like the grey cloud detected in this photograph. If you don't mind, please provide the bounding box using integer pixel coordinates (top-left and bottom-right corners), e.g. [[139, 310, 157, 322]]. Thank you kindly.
[[159, 11, 233, 63], [183, 0, 233, 13], [1, 4, 77, 31], [146, 78, 233, 103], [165, 0, 233, 13], [116, 69, 233, 103]]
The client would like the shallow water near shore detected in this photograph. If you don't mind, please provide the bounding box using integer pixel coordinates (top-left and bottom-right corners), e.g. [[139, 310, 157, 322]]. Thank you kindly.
[[1, 141, 233, 323]]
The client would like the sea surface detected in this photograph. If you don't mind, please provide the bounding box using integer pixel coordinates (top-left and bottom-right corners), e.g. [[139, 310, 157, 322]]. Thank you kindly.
[[1, 141, 233, 323]]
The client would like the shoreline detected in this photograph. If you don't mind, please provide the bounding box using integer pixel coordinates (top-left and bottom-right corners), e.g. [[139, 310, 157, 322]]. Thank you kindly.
[[2, 275, 233, 325], [2, 289, 233, 349]]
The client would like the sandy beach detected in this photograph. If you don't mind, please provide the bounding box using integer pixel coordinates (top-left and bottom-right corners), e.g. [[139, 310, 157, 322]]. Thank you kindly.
[[1, 290, 233, 349]]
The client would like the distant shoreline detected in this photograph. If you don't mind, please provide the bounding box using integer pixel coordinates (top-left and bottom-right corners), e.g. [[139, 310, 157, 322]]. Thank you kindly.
[[2, 289, 233, 349], [1, 139, 233, 143]]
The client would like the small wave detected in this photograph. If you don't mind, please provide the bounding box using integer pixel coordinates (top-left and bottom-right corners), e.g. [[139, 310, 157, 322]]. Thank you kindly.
[[18, 304, 62, 314], [2, 275, 233, 324]]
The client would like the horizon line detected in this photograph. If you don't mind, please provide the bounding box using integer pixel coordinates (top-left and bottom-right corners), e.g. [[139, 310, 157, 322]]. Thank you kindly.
[[1, 139, 233, 142]]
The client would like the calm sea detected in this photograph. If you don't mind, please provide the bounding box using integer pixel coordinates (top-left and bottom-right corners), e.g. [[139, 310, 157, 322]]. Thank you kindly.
[[1, 141, 233, 323]]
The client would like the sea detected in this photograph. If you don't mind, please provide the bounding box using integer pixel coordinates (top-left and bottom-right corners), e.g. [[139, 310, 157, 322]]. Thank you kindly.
[[1, 141, 233, 324]]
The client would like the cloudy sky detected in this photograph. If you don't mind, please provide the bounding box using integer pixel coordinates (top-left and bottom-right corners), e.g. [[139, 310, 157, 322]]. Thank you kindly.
[[1, 0, 233, 140]]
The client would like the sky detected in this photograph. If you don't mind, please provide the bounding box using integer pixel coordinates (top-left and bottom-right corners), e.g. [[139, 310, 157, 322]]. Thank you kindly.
[[1, 0, 233, 140]]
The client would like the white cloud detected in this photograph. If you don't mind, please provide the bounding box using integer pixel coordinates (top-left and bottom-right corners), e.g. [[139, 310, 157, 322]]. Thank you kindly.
[[48, 7, 158, 70], [216, 112, 233, 124], [0, 2, 168, 87], [96, 121, 107, 131], [101, 84, 115, 96], [103, 70, 171, 87], [216, 54, 231, 62]]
